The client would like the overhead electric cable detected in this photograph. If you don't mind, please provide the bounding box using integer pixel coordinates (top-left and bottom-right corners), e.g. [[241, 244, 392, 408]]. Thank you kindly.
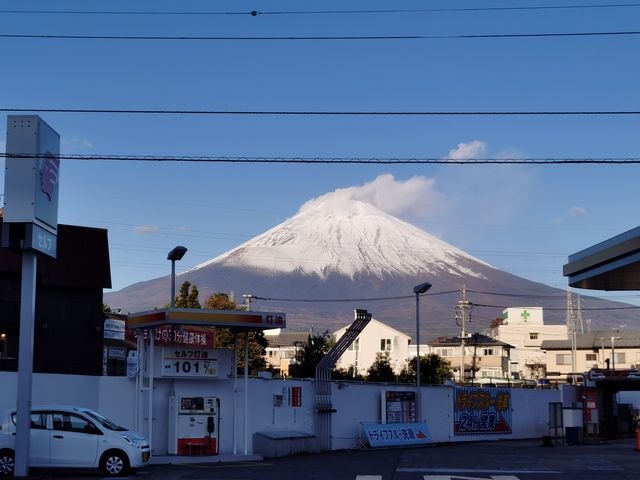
[[2, 107, 640, 116], [2, 30, 640, 41], [3, 4, 640, 16], [252, 290, 459, 303], [470, 302, 640, 311], [2, 153, 640, 165]]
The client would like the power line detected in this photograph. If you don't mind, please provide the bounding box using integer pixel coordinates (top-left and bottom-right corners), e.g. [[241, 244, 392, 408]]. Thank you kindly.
[[2, 30, 640, 42], [253, 290, 459, 304], [471, 302, 640, 311], [2, 153, 640, 165], [3, 4, 640, 16], [3, 107, 640, 116]]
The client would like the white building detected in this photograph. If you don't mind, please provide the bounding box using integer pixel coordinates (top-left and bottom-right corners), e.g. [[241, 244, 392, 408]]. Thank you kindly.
[[334, 318, 411, 376], [489, 307, 568, 380]]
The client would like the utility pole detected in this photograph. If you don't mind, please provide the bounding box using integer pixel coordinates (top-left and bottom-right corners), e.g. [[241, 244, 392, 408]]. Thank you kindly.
[[457, 285, 470, 383], [567, 289, 577, 382]]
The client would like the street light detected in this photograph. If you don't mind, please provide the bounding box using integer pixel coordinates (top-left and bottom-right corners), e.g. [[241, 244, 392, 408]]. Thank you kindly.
[[0, 333, 6, 359], [413, 281, 432, 422], [599, 335, 622, 370], [167, 246, 188, 308], [611, 336, 621, 370]]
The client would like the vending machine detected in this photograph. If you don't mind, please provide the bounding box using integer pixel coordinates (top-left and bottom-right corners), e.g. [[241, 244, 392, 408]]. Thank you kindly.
[[168, 396, 219, 455]]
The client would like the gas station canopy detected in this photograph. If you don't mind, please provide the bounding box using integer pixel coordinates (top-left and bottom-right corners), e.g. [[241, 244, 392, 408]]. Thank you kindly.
[[128, 307, 286, 330], [563, 226, 640, 291]]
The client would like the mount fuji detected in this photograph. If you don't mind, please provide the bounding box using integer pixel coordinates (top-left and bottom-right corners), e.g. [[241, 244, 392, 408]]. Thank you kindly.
[[104, 198, 636, 339]]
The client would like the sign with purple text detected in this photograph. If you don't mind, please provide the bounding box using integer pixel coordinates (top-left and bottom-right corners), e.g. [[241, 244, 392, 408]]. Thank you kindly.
[[453, 387, 512, 435]]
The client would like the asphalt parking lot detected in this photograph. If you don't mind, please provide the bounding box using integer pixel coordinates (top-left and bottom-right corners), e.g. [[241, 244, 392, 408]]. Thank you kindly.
[[25, 437, 640, 480]]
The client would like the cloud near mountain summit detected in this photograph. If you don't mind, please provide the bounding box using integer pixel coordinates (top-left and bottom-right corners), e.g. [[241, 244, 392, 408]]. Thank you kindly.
[[299, 173, 448, 221]]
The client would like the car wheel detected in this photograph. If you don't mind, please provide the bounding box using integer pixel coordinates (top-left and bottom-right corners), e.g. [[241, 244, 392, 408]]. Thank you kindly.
[[101, 450, 129, 477], [0, 450, 15, 477]]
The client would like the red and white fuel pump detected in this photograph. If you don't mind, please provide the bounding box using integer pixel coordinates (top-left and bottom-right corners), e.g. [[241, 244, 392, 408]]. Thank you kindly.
[[168, 395, 219, 455]]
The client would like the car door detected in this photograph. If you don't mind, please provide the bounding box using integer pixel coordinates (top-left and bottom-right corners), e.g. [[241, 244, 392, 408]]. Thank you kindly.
[[10, 411, 50, 466], [28, 412, 50, 466], [49, 412, 99, 467]]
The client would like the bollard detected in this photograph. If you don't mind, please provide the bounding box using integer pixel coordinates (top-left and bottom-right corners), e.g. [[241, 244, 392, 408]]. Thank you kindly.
[[635, 430, 640, 452]]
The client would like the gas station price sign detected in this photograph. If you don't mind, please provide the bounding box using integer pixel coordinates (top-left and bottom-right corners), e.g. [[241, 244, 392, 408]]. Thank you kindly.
[[162, 348, 218, 378]]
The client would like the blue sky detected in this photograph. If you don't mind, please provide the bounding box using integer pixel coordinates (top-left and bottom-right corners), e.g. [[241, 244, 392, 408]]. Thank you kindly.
[[1, 0, 640, 308]]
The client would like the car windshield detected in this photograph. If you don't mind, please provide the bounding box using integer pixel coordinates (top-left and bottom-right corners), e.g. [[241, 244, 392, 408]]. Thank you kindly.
[[82, 410, 127, 431]]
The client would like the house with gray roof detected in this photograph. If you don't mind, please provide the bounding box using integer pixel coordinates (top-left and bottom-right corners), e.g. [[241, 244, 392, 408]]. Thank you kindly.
[[541, 329, 640, 379]]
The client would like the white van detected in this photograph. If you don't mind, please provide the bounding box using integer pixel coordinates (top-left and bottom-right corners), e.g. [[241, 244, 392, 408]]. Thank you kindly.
[[0, 405, 150, 477]]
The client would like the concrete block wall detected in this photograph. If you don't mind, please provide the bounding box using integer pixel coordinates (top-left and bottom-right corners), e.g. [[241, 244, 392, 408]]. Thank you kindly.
[[0, 372, 560, 456]]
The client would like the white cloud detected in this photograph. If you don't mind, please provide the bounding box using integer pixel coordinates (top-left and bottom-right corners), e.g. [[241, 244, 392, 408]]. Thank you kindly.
[[431, 140, 535, 244], [447, 140, 487, 160], [300, 174, 448, 220], [133, 224, 160, 235], [569, 206, 587, 218], [61, 137, 93, 153]]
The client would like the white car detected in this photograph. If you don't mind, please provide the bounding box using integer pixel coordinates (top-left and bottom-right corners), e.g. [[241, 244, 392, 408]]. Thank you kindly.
[[0, 405, 151, 477]]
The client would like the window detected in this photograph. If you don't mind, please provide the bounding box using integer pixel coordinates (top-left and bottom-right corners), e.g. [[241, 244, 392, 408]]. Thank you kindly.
[[483, 348, 495, 356], [380, 338, 392, 352], [348, 339, 360, 351], [614, 352, 626, 364], [52, 412, 96, 434], [439, 348, 454, 357], [11, 412, 46, 430], [556, 354, 571, 365], [585, 353, 597, 361], [529, 333, 539, 340]]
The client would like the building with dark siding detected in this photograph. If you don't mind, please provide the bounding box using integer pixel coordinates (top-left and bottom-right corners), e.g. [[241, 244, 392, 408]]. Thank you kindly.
[[0, 217, 111, 375]]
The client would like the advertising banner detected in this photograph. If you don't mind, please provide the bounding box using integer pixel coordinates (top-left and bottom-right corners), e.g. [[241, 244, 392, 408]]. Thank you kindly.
[[362, 422, 430, 447], [453, 387, 512, 435]]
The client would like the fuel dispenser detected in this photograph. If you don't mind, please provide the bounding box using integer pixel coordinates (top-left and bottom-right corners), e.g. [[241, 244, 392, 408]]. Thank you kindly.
[[168, 395, 219, 455]]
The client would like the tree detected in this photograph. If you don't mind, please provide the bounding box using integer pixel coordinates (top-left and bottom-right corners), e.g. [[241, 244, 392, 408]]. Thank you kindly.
[[288, 331, 332, 378], [203, 292, 267, 374], [204, 292, 238, 310], [398, 353, 454, 384], [332, 365, 364, 381], [175, 281, 200, 308], [489, 317, 504, 329], [366, 353, 396, 382]]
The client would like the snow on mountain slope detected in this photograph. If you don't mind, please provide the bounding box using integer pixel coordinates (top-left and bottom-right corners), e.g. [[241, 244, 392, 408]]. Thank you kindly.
[[187, 198, 491, 279]]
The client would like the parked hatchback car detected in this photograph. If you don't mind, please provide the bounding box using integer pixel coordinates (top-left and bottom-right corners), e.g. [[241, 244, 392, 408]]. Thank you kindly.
[[0, 405, 151, 477]]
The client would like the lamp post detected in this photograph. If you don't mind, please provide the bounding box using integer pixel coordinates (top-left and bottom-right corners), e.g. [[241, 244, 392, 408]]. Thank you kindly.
[[413, 281, 432, 422], [0, 333, 6, 359], [611, 336, 621, 370], [167, 246, 188, 307]]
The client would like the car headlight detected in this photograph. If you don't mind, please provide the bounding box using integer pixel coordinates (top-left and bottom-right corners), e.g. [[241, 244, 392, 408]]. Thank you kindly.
[[121, 434, 144, 448]]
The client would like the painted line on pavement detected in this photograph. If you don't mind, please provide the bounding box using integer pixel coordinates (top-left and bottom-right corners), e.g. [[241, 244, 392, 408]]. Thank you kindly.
[[397, 467, 561, 474]]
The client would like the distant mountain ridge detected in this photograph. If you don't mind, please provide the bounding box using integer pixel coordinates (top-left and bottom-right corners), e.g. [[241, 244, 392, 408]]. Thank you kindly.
[[105, 199, 639, 339]]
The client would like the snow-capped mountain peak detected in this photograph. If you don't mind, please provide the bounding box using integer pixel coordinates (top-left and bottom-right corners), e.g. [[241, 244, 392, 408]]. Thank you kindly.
[[187, 199, 491, 279]]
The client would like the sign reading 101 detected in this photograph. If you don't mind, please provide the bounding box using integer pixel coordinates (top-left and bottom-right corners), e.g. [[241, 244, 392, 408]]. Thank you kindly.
[[161, 348, 218, 378]]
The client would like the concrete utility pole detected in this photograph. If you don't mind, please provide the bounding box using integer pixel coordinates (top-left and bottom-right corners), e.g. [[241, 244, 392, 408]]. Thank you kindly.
[[457, 286, 470, 383], [567, 288, 577, 382]]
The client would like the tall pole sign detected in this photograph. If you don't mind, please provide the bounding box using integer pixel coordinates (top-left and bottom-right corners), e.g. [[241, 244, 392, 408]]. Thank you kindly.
[[2, 115, 60, 478]]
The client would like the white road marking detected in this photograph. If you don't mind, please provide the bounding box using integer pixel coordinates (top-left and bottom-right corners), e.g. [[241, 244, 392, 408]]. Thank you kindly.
[[355, 476, 383, 480], [422, 475, 521, 480], [398, 467, 559, 474]]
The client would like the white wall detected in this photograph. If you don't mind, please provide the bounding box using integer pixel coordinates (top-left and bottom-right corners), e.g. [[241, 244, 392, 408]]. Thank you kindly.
[[0, 371, 560, 455]]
